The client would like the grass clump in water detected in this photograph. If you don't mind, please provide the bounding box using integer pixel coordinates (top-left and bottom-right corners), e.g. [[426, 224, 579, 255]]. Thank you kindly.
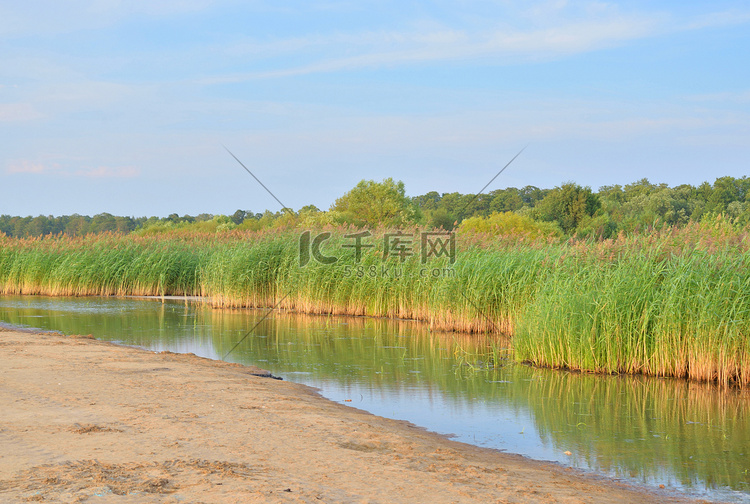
[[514, 224, 750, 386]]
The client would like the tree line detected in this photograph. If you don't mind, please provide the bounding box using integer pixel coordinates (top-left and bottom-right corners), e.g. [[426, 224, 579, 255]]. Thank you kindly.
[[2, 176, 749, 238]]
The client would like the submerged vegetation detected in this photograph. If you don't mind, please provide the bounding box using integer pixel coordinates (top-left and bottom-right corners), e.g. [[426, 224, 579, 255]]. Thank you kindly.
[[1, 214, 749, 386]]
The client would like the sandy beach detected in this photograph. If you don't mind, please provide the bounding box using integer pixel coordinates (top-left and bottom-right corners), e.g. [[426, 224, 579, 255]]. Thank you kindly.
[[0, 328, 702, 503]]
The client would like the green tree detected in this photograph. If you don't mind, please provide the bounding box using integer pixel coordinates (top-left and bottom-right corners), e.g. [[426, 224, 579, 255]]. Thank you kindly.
[[623, 178, 660, 202], [65, 215, 90, 236], [90, 213, 117, 233], [433, 192, 466, 223], [331, 178, 421, 228], [598, 184, 624, 204], [533, 183, 600, 234], [520, 186, 548, 206], [489, 188, 524, 213], [707, 176, 742, 213], [28, 216, 51, 237], [231, 209, 246, 225], [114, 216, 135, 233], [412, 191, 441, 211], [426, 208, 455, 230]]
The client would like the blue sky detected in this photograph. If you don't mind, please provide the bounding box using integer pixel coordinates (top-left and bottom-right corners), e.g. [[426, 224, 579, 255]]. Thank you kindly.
[[1, 1, 749, 217]]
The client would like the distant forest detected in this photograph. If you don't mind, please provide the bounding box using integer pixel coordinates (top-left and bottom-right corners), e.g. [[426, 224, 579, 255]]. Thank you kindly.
[[2, 176, 749, 239]]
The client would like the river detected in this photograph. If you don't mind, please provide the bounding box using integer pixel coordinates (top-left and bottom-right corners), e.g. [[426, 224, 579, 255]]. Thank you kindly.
[[1, 294, 748, 502]]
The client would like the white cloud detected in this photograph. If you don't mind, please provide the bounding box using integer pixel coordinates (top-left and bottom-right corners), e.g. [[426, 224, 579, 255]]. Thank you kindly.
[[6, 159, 140, 178], [686, 90, 750, 104], [75, 166, 141, 178], [6, 160, 56, 174], [204, 15, 657, 83], [0, 0, 220, 37], [214, 95, 748, 161], [194, 3, 750, 82], [0, 103, 44, 122], [683, 9, 750, 30], [35, 80, 137, 111]]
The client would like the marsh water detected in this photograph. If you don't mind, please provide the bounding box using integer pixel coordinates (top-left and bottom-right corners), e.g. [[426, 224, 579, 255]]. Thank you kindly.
[[1, 295, 749, 502]]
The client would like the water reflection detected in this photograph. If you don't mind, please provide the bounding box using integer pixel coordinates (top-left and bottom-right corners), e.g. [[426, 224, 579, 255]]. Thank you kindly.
[[0, 295, 748, 502]]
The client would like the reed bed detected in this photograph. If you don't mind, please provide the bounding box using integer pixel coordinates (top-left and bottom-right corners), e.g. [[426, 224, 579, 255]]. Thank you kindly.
[[514, 225, 750, 387], [1, 221, 749, 385], [0, 234, 207, 297], [200, 231, 553, 334]]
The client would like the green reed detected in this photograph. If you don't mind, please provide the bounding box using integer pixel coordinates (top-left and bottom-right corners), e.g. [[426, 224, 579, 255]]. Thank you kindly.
[[1, 222, 749, 385], [513, 242, 750, 386], [0, 235, 208, 296], [199, 231, 552, 334]]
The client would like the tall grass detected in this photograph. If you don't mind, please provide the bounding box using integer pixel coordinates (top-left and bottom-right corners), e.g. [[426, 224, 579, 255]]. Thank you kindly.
[[0, 234, 207, 296], [514, 224, 750, 386], [199, 229, 552, 334], [1, 220, 749, 385]]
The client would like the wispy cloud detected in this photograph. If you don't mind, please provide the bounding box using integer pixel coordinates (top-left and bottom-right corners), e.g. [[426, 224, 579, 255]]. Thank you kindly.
[[2, 1, 748, 217], [6, 160, 140, 178], [0, 0, 218, 37], [75, 166, 141, 178], [686, 90, 750, 104], [203, 16, 656, 83], [5, 160, 58, 174], [683, 9, 750, 30], [0, 103, 44, 122], [199, 4, 750, 83]]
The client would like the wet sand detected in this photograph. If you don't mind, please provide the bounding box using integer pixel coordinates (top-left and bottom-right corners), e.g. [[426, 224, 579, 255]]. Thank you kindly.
[[0, 328, 705, 503]]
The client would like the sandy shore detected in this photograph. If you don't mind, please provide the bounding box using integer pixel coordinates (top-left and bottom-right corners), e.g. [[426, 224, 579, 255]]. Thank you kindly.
[[0, 328, 703, 503]]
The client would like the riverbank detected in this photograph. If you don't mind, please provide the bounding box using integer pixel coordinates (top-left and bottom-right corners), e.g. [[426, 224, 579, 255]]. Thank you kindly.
[[2, 225, 749, 385], [0, 328, 699, 503]]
